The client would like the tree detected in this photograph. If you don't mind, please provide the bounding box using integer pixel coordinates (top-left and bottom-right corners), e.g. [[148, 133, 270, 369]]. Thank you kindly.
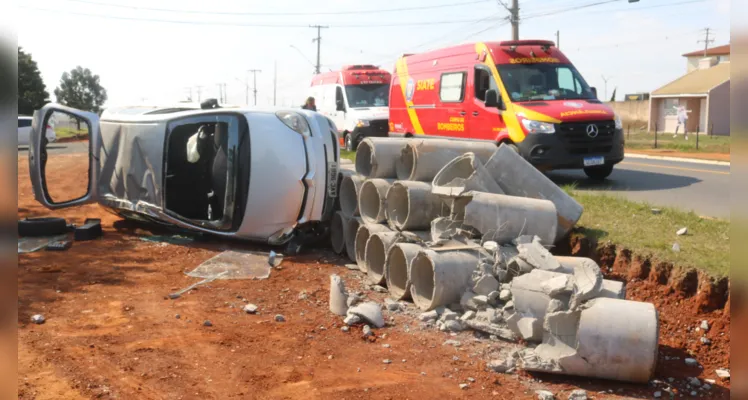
[[18, 47, 50, 115], [54, 66, 108, 113]]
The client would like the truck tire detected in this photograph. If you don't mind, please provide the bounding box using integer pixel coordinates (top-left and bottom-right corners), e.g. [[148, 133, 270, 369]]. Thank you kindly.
[[18, 217, 69, 237], [584, 165, 614, 181]]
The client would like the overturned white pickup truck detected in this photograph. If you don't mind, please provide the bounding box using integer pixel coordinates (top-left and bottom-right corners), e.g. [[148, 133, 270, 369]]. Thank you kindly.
[[27, 101, 341, 249]]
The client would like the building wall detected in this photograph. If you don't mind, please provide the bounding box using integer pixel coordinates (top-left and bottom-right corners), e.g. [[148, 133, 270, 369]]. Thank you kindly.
[[686, 55, 729, 72], [707, 80, 730, 135], [604, 100, 649, 126], [649, 96, 707, 133]]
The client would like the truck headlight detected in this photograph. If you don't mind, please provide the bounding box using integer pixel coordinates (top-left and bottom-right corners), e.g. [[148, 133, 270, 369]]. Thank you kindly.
[[356, 120, 370, 128], [521, 119, 555, 134], [276, 111, 311, 136], [614, 114, 623, 130]]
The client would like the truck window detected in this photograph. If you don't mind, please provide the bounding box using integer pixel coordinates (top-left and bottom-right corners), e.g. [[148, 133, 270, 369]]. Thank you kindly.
[[497, 63, 595, 102], [474, 68, 498, 102], [344, 84, 389, 108], [440, 72, 466, 102]]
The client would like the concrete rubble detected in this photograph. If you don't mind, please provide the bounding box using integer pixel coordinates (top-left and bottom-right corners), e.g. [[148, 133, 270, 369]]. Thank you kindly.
[[327, 137, 660, 385]]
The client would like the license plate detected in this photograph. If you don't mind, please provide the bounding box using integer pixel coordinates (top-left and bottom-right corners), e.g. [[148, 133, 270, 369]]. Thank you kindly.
[[327, 162, 339, 197], [583, 156, 605, 167]]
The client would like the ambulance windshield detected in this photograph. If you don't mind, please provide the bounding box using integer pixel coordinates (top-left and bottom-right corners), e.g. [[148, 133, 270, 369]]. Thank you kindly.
[[344, 84, 390, 108], [496, 63, 596, 103]]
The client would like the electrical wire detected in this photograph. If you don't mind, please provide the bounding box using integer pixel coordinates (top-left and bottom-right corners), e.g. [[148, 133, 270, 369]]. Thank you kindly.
[[20, 6, 499, 28], [56, 0, 492, 16]]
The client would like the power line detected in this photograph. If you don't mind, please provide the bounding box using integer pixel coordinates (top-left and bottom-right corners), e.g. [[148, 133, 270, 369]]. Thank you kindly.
[[58, 0, 492, 16], [523, 0, 622, 19], [20, 6, 498, 28]]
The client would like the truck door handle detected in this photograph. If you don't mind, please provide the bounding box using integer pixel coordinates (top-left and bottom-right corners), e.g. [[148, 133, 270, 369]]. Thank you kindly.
[[459, 111, 466, 116], [472, 111, 479, 116]]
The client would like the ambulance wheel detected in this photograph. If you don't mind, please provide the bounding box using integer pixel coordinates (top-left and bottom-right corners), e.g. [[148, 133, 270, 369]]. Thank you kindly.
[[584, 165, 614, 181]]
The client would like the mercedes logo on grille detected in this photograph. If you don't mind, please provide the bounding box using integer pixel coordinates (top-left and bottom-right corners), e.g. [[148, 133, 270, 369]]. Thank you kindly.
[[586, 124, 599, 138]]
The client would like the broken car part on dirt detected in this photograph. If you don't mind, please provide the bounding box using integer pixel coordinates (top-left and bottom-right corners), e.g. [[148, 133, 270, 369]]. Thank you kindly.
[[330, 138, 659, 384]]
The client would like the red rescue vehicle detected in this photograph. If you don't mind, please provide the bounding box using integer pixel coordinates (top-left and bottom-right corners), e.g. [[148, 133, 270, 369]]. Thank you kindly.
[[310, 65, 391, 151], [389, 40, 624, 180]]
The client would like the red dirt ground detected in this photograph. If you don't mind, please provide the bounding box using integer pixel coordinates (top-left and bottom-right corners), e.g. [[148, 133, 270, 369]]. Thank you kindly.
[[17, 154, 730, 399]]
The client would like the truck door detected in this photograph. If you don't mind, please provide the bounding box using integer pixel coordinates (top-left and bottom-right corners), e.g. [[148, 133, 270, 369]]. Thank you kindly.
[[469, 65, 504, 141], [333, 85, 348, 132], [435, 71, 468, 139], [28, 104, 99, 210]]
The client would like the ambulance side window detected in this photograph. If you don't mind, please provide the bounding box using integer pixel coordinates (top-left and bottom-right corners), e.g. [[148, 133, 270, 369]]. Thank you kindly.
[[440, 72, 466, 103], [557, 67, 581, 94], [474, 68, 498, 102]]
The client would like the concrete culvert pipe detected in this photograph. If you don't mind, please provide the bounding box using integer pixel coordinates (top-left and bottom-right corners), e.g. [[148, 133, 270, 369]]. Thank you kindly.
[[485, 144, 583, 241], [386, 242, 423, 301], [396, 139, 499, 181], [340, 174, 366, 218], [344, 217, 362, 262], [365, 232, 401, 285], [432, 152, 504, 197], [355, 223, 392, 272], [410, 249, 481, 310], [359, 178, 395, 224], [451, 191, 557, 245], [330, 211, 348, 254], [385, 181, 447, 231], [355, 137, 406, 179]]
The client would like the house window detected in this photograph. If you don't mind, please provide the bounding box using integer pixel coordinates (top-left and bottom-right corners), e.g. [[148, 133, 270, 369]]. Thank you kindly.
[[440, 72, 466, 102], [663, 98, 679, 116]]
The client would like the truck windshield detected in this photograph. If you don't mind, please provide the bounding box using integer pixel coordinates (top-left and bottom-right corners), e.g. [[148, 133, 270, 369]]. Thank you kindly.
[[345, 84, 389, 108], [496, 63, 596, 102]]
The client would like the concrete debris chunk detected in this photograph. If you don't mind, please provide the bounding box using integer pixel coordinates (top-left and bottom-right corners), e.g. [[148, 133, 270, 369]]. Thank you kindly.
[[569, 258, 603, 308], [535, 390, 556, 400], [700, 320, 709, 331], [464, 319, 516, 341], [459, 383, 469, 390], [362, 325, 373, 337], [243, 304, 258, 314], [715, 369, 730, 379], [30, 314, 45, 324], [487, 358, 516, 373], [677, 227, 688, 236], [347, 292, 364, 307], [384, 298, 401, 312], [540, 275, 571, 297], [672, 243, 681, 252], [341, 326, 350, 332], [700, 337, 711, 345], [654, 391, 662, 398], [517, 317, 542, 342], [329, 274, 349, 316], [439, 308, 459, 322], [443, 339, 462, 347], [473, 274, 500, 296], [499, 289, 512, 302], [460, 311, 476, 321], [274, 314, 286, 322], [347, 302, 385, 328], [442, 320, 463, 332], [567, 389, 588, 400], [344, 314, 362, 326], [383, 359, 392, 364], [517, 237, 562, 271], [546, 299, 566, 314], [418, 310, 439, 322], [688, 377, 701, 387]]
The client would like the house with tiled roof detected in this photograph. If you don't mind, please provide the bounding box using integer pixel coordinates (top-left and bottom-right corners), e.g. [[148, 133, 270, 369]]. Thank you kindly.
[[648, 44, 730, 135]]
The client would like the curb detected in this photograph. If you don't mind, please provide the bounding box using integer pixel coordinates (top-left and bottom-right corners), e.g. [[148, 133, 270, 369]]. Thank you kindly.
[[624, 153, 730, 167]]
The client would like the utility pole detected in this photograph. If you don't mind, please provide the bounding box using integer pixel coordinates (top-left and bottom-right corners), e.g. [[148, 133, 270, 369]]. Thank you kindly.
[[510, 0, 519, 40], [556, 30, 560, 49], [217, 83, 225, 103], [310, 25, 329, 74], [247, 69, 261, 106], [601, 75, 610, 100], [273, 60, 277, 106], [698, 27, 714, 57], [196, 86, 202, 102], [185, 87, 193, 102]]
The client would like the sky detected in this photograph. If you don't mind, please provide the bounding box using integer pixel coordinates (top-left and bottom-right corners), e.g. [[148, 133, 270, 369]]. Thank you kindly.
[[16, 0, 730, 108]]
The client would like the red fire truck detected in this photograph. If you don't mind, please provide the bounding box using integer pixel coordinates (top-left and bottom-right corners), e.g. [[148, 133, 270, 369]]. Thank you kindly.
[[388, 40, 624, 180]]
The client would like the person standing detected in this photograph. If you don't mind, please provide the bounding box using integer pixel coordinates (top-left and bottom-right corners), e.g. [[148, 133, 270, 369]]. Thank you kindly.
[[674, 105, 691, 140], [301, 97, 317, 111]]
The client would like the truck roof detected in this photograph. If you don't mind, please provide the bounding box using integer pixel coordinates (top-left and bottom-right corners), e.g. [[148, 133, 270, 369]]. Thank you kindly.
[[311, 65, 391, 86], [400, 40, 571, 66]]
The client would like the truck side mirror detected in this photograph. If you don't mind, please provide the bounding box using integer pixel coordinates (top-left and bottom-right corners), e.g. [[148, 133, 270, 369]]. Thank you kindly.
[[485, 89, 503, 109], [590, 87, 598, 99]]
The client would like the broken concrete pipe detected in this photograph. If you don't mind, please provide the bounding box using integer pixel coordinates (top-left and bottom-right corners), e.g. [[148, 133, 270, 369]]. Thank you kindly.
[[329, 274, 349, 316], [339, 174, 366, 218], [355, 223, 392, 272], [364, 231, 402, 286], [484, 144, 583, 241], [330, 211, 349, 255], [359, 178, 395, 224], [525, 297, 659, 383], [395, 138, 498, 181], [410, 249, 482, 311], [385, 242, 423, 301], [431, 152, 504, 197], [385, 181, 447, 231], [451, 192, 558, 245], [344, 217, 362, 262], [553, 256, 626, 299], [355, 137, 405, 179]]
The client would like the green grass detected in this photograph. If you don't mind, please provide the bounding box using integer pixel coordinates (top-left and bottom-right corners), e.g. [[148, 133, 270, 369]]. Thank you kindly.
[[341, 150, 356, 162], [567, 187, 729, 277], [624, 131, 730, 154], [55, 126, 89, 139]]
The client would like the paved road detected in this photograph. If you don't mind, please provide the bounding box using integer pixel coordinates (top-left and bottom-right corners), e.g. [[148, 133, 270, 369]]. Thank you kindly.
[[548, 156, 729, 219]]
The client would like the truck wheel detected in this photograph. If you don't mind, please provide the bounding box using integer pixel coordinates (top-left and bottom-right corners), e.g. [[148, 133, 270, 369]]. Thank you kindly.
[[584, 165, 614, 181]]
